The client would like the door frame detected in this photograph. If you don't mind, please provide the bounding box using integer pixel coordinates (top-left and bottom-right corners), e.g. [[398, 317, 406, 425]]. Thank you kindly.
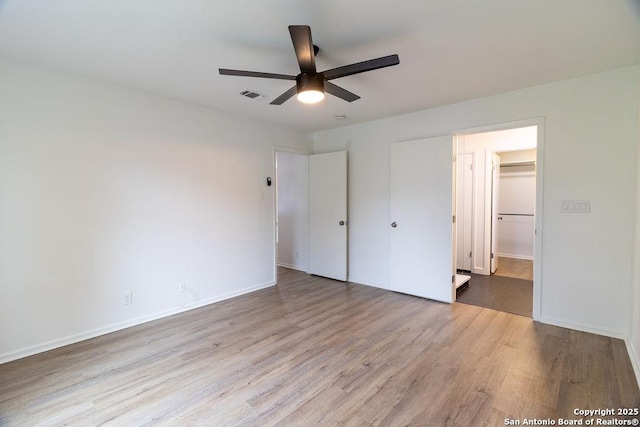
[[455, 152, 475, 272], [272, 146, 311, 284], [453, 117, 545, 321], [490, 151, 500, 274]]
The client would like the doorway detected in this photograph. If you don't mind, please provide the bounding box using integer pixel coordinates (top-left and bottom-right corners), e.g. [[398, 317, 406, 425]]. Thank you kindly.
[[274, 148, 309, 282], [493, 149, 536, 283], [453, 123, 541, 318], [273, 148, 348, 283]]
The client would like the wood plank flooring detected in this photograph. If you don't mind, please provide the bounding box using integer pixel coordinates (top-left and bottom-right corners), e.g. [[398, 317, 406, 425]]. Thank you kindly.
[[1, 267, 639, 426], [494, 257, 533, 281]]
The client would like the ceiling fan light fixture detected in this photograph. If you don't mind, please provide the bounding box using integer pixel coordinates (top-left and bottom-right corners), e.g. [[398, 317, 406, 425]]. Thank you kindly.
[[297, 89, 325, 104], [296, 73, 325, 104], [219, 26, 399, 106]]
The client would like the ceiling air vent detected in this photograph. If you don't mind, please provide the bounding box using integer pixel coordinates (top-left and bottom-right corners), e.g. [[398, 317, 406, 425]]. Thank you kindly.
[[239, 90, 266, 100]]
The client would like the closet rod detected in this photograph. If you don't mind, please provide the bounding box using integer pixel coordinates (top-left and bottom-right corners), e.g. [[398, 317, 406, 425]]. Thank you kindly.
[[500, 161, 535, 167]]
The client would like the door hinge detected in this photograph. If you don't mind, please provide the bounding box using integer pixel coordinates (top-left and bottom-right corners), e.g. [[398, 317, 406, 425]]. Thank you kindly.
[[491, 252, 495, 259], [452, 275, 455, 283], [452, 215, 456, 223], [469, 251, 472, 258]]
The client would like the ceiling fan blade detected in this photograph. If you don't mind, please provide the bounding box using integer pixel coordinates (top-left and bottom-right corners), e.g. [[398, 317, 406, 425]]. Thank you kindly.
[[270, 86, 297, 105], [325, 82, 360, 102], [219, 69, 296, 80], [289, 25, 316, 74], [322, 54, 399, 80]]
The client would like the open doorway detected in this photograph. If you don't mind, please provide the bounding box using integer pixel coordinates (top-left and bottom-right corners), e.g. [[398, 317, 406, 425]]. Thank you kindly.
[[453, 124, 539, 318], [493, 149, 536, 282], [274, 148, 309, 283]]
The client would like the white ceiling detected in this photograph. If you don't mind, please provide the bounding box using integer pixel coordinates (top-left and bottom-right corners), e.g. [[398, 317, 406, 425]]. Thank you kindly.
[[1, 0, 639, 132]]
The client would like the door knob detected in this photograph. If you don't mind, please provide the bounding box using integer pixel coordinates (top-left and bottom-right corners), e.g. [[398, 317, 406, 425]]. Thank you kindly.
[[339, 220, 345, 226], [391, 222, 397, 228]]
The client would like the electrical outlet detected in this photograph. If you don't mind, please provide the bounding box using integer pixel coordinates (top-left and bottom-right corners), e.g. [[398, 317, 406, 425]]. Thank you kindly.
[[123, 291, 133, 305], [179, 283, 186, 293]]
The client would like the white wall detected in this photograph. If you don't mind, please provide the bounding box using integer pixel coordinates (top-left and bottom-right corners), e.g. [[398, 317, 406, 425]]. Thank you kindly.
[[0, 59, 312, 362], [276, 151, 309, 271], [314, 65, 639, 338], [631, 65, 640, 385]]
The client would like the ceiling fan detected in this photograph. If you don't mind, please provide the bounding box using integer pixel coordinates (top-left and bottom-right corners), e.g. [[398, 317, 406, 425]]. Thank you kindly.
[[219, 25, 400, 105]]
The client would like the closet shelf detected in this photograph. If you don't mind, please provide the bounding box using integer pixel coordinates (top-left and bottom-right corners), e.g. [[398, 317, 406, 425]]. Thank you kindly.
[[500, 161, 535, 167]]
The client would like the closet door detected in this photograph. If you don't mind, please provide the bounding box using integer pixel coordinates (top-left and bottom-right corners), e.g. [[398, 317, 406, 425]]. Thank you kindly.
[[309, 151, 348, 281], [390, 136, 454, 303]]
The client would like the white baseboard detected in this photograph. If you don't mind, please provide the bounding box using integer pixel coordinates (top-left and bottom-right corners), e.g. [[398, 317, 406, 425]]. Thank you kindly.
[[0, 280, 276, 365], [6, 280, 639, 393], [276, 262, 308, 272], [497, 253, 534, 261], [537, 315, 626, 340], [537, 317, 640, 389], [472, 267, 489, 275], [625, 338, 640, 391], [346, 276, 390, 291]]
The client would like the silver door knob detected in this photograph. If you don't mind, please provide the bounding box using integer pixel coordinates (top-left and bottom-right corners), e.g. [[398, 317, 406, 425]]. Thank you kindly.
[[339, 220, 345, 226], [391, 222, 397, 228]]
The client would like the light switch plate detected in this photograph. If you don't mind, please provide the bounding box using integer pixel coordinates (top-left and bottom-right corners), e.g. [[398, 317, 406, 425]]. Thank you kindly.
[[561, 199, 590, 213]]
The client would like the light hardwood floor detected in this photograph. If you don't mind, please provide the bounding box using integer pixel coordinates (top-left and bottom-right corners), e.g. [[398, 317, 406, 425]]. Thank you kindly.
[[1, 267, 639, 426], [494, 257, 534, 281]]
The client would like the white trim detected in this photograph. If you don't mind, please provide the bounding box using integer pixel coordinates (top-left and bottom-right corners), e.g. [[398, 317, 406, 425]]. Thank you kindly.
[[629, 64, 640, 394], [454, 118, 543, 137], [273, 145, 312, 156], [272, 145, 312, 284], [625, 338, 640, 391], [0, 280, 276, 365], [540, 317, 640, 389], [500, 170, 535, 177], [347, 276, 387, 290], [533, 121, 545, 322], [496, 253, 534, 261], [277, 262, 308, 272], [537, 315, 626, 340], [484, 150, 494, 274]]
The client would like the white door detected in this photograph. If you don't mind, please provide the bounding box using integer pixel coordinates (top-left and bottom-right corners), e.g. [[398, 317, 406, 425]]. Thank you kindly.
[[309, 151, 348, 281], [456, 153, 473, 271], [390, 136, 454, 303], [490, 152, 500, 273]]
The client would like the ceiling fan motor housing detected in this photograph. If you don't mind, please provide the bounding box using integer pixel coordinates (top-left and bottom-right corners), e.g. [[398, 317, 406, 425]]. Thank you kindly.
[[296, 73, 325, 94]]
